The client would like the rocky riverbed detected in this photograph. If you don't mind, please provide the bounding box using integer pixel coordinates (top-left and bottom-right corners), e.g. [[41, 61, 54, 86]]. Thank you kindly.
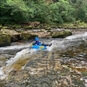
[[0, 23, 87, 87], [0, 31, 87, 87]]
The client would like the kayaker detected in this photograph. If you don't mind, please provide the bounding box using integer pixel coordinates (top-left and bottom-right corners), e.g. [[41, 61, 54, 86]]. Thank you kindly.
[[33, 37, 52, 46]]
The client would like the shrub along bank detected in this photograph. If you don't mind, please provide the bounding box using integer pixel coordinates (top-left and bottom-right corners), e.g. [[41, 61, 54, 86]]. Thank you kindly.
[[0, 0, 87, 24]]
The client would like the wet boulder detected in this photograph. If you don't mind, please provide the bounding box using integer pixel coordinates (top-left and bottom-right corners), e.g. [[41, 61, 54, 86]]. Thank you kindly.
[[20, 32, 37, 41], [1, 29, 21, 42], [11, 34, 21, 42], [1, 29, 19, 36], [0, 25, 2, 30], [51, 30, 72, 38], [0, 33, 11, 47]]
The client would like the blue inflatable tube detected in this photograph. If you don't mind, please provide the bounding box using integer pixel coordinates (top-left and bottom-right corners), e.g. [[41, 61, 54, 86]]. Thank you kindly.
[[31, 45, 47, 50]]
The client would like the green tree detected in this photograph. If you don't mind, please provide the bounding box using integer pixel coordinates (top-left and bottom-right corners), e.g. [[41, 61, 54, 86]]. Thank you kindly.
[[0, 0, 87, 24], [49, 0, 75, 23], [0, 0, 13, 23], [70, 0, 87, 22]]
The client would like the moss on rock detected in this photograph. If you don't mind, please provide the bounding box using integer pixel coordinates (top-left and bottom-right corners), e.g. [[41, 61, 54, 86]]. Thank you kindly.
[[0, 25, 2, 30], [20, 32, 37, 41], [51, 30, 72, 38], [0, 33, 11, 47]]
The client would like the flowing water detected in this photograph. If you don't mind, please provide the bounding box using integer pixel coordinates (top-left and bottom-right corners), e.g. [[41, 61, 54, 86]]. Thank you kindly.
[[0, 32, 87, 87]]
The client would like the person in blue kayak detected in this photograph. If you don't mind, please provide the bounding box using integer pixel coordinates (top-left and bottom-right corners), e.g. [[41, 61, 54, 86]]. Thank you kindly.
[[33, 37, 52, 47]]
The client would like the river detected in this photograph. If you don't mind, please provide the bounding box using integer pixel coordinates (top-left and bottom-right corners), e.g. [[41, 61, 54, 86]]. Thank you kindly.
[[0, 32, 87, 87]]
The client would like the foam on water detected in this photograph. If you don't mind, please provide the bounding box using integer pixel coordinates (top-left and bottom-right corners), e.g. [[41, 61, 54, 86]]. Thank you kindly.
[[65, 32, 87, 40], [0, 44, 30, 51], [6, 48, 37, 70], [47, 40, 55, 51], [0, 68, 7, 80], [0, 48, 37, 80], [48, 32, 87, 51]]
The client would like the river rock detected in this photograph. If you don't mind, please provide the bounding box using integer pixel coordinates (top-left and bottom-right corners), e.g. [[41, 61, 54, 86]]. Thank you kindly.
[[0, 29, 21, 42], [11, 34, 21, 42], [51, 30, 72, 38], [20, 32, 36, 41], [0, 25, 2, 30], [0, 33, 11, 47], [0, 29, 37, 43], [1, 29, 18, 35]]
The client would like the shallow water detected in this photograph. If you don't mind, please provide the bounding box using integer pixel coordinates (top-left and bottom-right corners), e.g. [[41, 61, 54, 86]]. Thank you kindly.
[[0, 32, 87, 86]]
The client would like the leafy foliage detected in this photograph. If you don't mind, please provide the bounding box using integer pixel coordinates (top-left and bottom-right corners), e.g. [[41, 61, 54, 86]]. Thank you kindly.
[[49, 0, 75, 23], [0, 0, 87, 24]]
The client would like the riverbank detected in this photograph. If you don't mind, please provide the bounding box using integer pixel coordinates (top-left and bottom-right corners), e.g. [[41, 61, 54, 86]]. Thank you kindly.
[[0, 22, 87, 47], [1, 21, 87, 30]]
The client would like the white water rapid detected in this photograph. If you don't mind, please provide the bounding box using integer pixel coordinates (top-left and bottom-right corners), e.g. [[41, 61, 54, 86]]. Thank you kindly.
[[0, 32, 87, 80]]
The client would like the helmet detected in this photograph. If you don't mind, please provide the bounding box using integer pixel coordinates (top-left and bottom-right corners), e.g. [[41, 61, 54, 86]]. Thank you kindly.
[[35, 37, 39, 41]]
